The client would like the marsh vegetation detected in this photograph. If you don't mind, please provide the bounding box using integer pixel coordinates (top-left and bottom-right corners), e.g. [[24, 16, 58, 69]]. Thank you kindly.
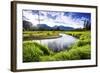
[[23, 31, 91, 62]]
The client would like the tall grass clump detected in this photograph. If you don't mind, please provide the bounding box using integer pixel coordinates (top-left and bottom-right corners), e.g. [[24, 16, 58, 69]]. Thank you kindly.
[[48, 44, 90, 61], [23, 42, 53, 62]]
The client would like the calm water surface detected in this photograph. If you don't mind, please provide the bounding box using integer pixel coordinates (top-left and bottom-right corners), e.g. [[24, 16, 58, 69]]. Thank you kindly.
[[32, 33, 77, 51]]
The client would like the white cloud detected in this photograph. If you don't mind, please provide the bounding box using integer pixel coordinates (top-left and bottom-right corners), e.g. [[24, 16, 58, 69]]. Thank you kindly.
[[23, 10, 39, 26], [23, 10, 88, 28]]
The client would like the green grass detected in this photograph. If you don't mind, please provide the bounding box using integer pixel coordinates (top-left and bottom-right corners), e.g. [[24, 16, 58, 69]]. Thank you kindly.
[[23, 31, 91, 62], [23, 31, 60, 40], [23, 42, 53, 62], [40, 44, 90, 61]]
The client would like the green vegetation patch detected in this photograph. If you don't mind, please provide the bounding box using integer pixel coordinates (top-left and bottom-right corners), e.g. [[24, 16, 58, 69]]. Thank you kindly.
[[23, 42, 53, 62], [23, 31, 91, 62], [23, 31, 60, 40]]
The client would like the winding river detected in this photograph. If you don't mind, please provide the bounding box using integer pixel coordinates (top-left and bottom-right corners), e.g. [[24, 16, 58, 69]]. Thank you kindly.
[[32, 33, 77, 51]]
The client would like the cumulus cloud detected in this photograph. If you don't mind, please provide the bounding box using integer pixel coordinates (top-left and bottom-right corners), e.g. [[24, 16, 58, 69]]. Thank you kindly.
[[23, 10, 91, 28]]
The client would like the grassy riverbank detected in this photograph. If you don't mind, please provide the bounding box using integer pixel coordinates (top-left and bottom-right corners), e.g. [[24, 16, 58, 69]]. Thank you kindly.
[[23, 31, 91, 62], [23, 31, 60, 40]]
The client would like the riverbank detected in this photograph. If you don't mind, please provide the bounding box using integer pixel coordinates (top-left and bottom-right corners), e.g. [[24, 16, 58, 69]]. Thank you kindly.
[[23, 31, 61, 40]]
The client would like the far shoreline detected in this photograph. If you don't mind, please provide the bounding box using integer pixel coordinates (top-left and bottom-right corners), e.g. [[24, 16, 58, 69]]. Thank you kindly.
[[23, 35, 62, 41]]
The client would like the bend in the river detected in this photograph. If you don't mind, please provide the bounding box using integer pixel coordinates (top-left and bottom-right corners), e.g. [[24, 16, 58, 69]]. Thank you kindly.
[[33, 33, 77, 51]]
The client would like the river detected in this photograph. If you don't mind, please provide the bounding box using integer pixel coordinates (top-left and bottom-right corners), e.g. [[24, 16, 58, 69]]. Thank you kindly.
[[32, 33, 77, 51]]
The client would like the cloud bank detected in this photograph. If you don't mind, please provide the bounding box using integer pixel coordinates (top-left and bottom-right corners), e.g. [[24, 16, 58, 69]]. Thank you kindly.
[[23, 10, 91, 28]]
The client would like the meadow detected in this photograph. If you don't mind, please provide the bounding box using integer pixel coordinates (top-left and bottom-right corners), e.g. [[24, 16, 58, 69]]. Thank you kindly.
[[23, 31, 60, 40], [23, 31, 91, 62]]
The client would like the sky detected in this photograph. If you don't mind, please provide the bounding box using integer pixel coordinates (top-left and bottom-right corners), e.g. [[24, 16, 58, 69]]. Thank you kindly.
[[22, 10, 91, 28]]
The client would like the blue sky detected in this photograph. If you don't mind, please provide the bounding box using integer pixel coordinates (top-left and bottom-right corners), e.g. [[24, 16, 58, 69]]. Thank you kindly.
[[23, 10, 91, 28]]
